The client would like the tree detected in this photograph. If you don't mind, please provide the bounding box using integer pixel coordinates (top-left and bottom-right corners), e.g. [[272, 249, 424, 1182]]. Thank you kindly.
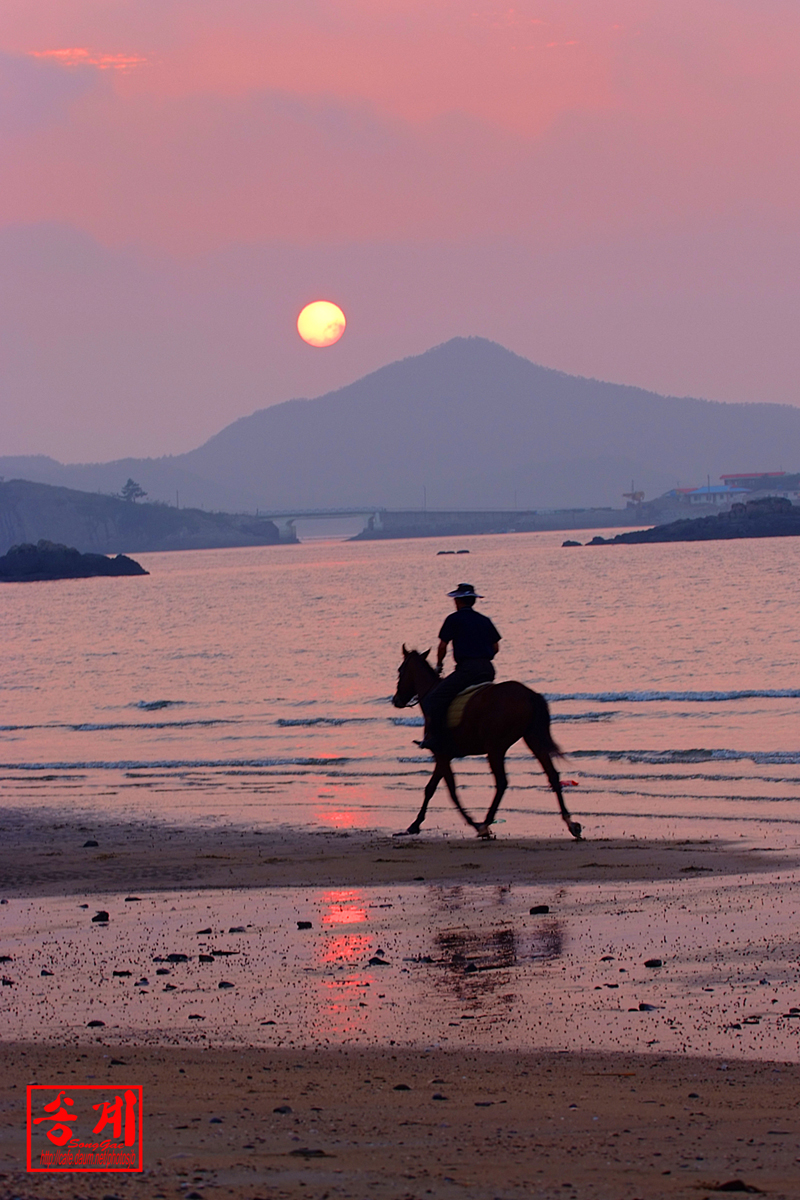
[[120, 478, 147, 503]]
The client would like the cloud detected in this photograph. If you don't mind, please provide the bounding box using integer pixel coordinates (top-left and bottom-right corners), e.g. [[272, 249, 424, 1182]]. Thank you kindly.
[[0, 51, 100, 134], [28, 48, 148, 72]]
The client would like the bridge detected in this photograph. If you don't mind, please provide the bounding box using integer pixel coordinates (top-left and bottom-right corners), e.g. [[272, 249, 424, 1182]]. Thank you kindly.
[[256, 507, 387, 541], [256, 506, 633, 541]]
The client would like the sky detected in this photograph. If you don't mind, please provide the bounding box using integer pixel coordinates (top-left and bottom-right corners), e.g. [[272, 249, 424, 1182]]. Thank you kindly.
[[2, 0, 799, 462]]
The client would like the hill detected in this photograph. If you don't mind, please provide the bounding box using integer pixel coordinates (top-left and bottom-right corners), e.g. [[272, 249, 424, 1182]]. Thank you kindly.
[[0, 479, 280, 557], [3, 338, 800, 511]]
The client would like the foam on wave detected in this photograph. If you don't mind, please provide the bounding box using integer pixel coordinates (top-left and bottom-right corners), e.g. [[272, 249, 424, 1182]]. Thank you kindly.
[[547, 688, 800, 703]]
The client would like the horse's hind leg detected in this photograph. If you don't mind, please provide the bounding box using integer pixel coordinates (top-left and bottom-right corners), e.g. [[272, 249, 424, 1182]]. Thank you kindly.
[[475, 748, 508, 839], [525, 735, 582, 840], [396, 764, 443, 835]]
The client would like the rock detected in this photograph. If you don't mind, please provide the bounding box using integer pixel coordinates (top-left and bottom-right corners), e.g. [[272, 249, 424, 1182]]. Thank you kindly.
[[112, 970, 131, 977], [218, 981, 234, 989], [432, 1093, 448, 1101], [82, 840, 99, 848], [41, 969, 54, 976], [228, 926, 246, 933], [603, 497, 800, 546], [196, 927, 212, 935], [368, 956, 390, 966], [529, 904, 550, 915], [393, 1084, 411, 1091], [0, 540, 148, 582], [87, 1020, 105, 1027], [124, 896, 142, 902], [638, 1002, 659, 1011], [562, 539, 582, 547], [713, 1182, 762, 1194], [187, 1014, 205, 1020], [644, 958, 663, 968], [199, 954, 214, 963], [297, 920, 313, 930], [91, 911, 110, 923], [289, 1148, 329, 1158], [273, 1105, 292, 1114], [588, 535, 608, 545]]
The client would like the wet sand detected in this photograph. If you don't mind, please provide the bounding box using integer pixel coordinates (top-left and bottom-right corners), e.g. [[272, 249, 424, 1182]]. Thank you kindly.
[[2, 1043, 799, 1200], [1, 809, 797, 897], [2, 816, 800, 1198]]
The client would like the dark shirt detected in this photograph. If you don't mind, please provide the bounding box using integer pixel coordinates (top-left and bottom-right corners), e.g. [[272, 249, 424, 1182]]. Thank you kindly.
[[439, 608, 501, 664]]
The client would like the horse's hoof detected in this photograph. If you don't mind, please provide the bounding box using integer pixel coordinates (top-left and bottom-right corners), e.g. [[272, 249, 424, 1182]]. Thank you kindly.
[[393, 825, 421, 837], [568, 821, 583, 840], [476, 824, 495, 840]]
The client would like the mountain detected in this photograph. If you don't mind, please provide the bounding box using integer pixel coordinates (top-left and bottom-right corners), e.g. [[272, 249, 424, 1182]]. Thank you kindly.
[[3, 337, 800, 511]]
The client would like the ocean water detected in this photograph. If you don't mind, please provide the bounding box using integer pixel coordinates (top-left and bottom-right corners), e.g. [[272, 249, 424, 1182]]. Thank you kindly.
[[2, 529, 799, 844]]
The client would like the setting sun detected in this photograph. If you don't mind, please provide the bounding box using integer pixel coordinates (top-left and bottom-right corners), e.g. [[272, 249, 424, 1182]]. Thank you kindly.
[[297, 300, 346, 347]]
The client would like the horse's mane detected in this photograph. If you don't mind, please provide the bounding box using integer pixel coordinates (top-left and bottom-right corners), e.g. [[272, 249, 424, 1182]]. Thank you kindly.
[[405, 649, 437, 678]]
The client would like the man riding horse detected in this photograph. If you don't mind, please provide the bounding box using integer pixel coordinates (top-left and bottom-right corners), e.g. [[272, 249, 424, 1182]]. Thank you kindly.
[[419, 583, 501, 756]]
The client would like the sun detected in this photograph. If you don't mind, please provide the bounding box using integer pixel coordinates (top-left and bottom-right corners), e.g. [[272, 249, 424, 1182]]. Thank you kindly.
[[297, 300, 346, 347]]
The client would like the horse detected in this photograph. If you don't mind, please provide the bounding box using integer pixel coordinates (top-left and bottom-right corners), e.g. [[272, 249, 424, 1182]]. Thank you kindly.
[[392, 646, 582, 841]]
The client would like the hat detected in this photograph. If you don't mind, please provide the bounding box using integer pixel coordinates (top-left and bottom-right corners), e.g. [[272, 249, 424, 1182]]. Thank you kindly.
[[447, 582, 483, 599]]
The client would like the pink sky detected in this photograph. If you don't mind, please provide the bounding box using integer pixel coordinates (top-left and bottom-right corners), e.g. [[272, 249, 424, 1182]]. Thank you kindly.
[[2, 1, 799, 460]]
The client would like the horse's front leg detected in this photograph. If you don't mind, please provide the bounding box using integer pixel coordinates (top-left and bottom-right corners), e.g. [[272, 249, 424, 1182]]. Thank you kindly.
[[475, 747, 508, 839], [439, 758, 479, 831], [395, 763, 443, 835]]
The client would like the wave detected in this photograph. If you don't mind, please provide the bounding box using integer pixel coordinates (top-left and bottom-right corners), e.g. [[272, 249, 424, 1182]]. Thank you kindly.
[[0, 756, 352, 771], [547, 688, 800, 703], [572, 748, 800, 765], [551, 711, 616, 723], [134, 700, 186, 711], [276, 717, 377, 727], [1, 720, 234, 732], [389, 712, 615, 728]]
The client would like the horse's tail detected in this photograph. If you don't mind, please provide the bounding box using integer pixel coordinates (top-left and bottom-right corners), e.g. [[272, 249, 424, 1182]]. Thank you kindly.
[[525, 689, 563, 758]]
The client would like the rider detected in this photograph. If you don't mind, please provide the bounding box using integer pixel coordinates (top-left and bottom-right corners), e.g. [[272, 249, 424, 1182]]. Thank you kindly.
[[419, 583, 501, 755]]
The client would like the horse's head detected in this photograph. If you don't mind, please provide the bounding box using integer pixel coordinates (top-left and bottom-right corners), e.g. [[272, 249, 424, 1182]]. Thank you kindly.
[[392, 644, 432, 708]]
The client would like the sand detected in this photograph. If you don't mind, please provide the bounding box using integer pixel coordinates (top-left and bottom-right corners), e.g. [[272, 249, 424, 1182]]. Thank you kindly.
[[1, 809, 796, 897], [2, 814, 800, 1198], [2, 1043, 799, 1199]]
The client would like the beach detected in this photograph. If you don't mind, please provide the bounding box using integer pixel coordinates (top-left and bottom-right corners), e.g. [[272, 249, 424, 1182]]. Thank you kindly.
[[2, 819, 800, 1198], [3, 1041, 799, 1200]]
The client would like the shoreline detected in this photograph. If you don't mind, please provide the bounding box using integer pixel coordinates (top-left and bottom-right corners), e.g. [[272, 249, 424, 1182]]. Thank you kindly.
[[1, 811, 796, 898]]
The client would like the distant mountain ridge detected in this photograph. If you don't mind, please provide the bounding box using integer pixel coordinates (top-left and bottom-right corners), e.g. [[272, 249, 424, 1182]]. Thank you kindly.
[[3, 337, 799, 511]]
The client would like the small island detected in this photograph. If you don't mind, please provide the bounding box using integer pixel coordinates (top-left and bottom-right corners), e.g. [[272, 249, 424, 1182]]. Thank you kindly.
[[0, 540, 149, 582], [575, 497, 800, 546]]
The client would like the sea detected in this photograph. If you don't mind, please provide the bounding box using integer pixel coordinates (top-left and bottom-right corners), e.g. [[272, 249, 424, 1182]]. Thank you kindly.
[[2, 527, 799, 845]]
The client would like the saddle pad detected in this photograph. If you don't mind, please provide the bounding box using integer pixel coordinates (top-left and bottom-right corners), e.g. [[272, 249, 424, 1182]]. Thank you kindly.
[[446, 682, 492, 729]]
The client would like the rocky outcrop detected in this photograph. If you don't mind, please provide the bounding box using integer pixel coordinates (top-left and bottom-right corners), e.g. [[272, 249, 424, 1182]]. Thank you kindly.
[[0, 540, 148, 582], [0, 479, 281, 556], [587, 497, 800, 545]]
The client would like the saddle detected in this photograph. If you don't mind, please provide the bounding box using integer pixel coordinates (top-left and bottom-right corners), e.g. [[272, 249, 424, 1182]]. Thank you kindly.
[[446, 682, 492, 729]]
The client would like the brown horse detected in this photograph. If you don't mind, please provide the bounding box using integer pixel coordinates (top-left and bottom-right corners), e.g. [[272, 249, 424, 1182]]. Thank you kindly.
[[392, 647, 582, 840]]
